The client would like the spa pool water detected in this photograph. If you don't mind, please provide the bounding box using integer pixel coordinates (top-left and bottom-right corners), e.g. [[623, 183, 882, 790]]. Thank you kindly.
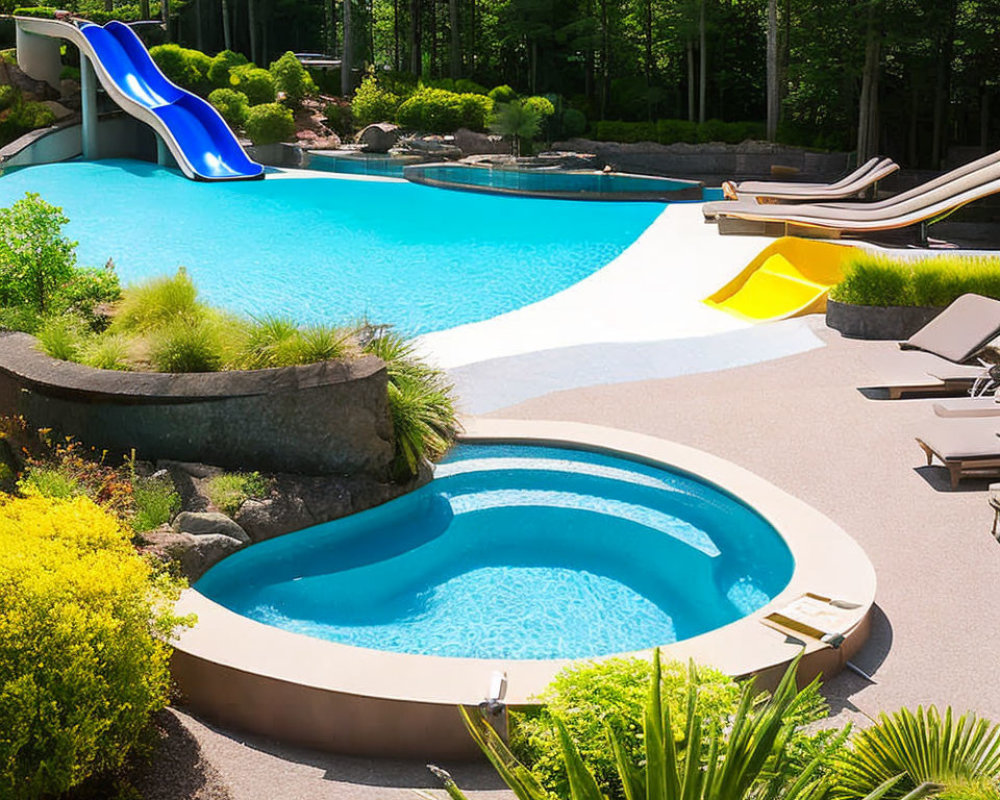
[[196, 444, 794, 660]]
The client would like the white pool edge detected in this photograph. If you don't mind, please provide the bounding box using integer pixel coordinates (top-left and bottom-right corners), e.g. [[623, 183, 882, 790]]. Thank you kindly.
[[170, 418, 876, 758]]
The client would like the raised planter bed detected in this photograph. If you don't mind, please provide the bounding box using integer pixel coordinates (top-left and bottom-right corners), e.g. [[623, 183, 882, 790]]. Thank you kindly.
[[0, 331, 395, 477], [826, 299, 944, 340]]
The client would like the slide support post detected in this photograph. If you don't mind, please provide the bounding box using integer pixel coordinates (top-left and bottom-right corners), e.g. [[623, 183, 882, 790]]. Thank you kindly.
[[156, 135, 171, 166], [80, 53, 99, 159]]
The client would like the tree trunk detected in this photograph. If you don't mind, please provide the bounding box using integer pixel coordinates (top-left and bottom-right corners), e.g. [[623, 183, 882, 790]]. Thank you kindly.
[[930, 0, 958, 168], [429, 0, 438, 77], [140, 0, 151, 20], [221, 0, 232, 50], [686, 38, 694, 121], [698, 0, 706, 123], [393, 0, 400, 69], [248, 0, 257, 64], [982, 84, 991, 151], [409, 0, 421, 75], [644, 0, 653, 117], [449, 0, 460, 77], [765, 0, 778, 140], [341, 0, 352, 94], [856, 1, 881, 163], [162, 0, 171, 41], [194, 0, 204, 49]]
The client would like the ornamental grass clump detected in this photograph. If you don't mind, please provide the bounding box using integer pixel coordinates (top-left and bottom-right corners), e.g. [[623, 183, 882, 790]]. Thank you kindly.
[[205, 471, 270, 516], [0, 495, 189, 799], [829, 253, 1000, 308]]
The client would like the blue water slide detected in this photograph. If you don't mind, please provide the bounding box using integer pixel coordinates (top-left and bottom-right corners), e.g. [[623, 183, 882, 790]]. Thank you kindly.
[[79, 21, 263, 181]]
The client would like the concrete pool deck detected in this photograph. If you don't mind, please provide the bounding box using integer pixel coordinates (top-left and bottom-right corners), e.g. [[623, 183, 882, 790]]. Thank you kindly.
[[163, 316, 1000, 800]]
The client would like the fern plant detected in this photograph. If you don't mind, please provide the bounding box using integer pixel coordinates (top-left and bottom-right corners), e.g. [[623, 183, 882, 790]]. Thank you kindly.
[[834, 707, 1000, 800]]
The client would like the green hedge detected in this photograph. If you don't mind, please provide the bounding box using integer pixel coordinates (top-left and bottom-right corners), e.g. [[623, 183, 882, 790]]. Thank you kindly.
[[12, 6, 56, 17], [208, 87, 249, 127], [149, 43, 211, 93], [244, 102, 294, 145], [229, 64, 276, 105], [830, 253, 1000, 308], [594, 118, 765, 145], [396, 87, 493, 133]]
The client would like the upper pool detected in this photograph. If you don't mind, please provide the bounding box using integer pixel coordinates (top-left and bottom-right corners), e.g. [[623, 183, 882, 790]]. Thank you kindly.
[[0, 159, 665, 335]]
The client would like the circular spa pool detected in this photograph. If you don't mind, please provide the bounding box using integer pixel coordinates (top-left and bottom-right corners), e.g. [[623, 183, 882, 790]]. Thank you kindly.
[[195, 442, 794, 660], [0, 159, 665, 334]]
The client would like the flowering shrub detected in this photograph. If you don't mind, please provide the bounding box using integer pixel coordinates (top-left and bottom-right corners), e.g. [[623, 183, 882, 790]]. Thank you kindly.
[[0, 496, 189, 798]]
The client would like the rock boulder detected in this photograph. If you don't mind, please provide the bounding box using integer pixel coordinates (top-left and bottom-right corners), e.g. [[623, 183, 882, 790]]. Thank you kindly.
[[358, 122, 401, 153]]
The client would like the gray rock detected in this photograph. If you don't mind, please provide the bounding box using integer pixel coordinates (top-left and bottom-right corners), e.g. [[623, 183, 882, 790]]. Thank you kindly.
[[397, 135, 463, 158], [176, 534, 245, 581], [173, 511, 250, 543], [453, 127, 507, 156], [357, 122, 401, 153], [39, 100, 74, 120]]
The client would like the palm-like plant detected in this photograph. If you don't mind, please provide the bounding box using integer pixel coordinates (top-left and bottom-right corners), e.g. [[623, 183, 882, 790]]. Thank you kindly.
[[431, 652, 940, 800], [488, 100, 543, 156], [834, 707, 1000, 800]]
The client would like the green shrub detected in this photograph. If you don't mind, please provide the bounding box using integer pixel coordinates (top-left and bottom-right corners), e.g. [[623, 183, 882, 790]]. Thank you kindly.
[[510, 656, 740, 799], [829, 253, 1000, 307], [697, 118, 765, 143], [656, 117, 698, 143], [594, 120, 657, 143], [0, 85, 16, 111], [205, 471, 269, 516], [230, 65, 276, 105], [148, 317, 226, 373], [363, 331, 457, 475], [561, 107, 587, 138], [35, 316, 89, 361], [208, 87, 250, 127], [11, 6, 57, 17], [110, 267, 203, 334], [351, 73, 401, 128], [51, 262, 121, 330], [59, 65, 81, 81], [488, 99, 543, 155], [207, 48, 248, 89], [235, 316, 353, 368], [244, 102, 294, 145], [149, 43, 211, 93], [0, 495, 187, 799], [0, 192, 77, 313], [323, 100, 353, 136], [397, 87, 465, 133], [488, 84, 518, 103], [131, 473, 180, 532], [0, 97, 56, 145], [17, 466, 83, 499], [522, 95, 556, 118], [455, 78, 488, 95], [0, 305, 43, 334], [457, 92, 493, 131], [269, 50, 315, 106], [295, 325, 353, 364]]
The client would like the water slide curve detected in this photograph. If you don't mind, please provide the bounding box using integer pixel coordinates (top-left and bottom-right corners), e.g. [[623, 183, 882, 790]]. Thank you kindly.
[[20, 17, 263, 180]]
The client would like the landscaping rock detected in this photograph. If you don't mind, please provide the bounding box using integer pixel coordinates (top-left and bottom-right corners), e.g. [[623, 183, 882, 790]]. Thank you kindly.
[[173, 511, 250, 544], [397, 135, 463, 159], [40, 100, 74, 120], [358, 122, 401, 153], [0, 60, 58, 101], [453, 127, 507, 155], [176, 534, 245, 581]]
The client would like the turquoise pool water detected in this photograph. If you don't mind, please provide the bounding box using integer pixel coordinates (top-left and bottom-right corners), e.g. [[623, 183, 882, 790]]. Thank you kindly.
[[196, 444, 794, 660], [0, 159, 664, 334]]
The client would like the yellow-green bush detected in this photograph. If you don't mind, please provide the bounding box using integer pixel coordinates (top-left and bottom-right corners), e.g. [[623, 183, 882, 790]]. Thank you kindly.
[[830, 253, 1000, 307], [0, 496, 187, 799]]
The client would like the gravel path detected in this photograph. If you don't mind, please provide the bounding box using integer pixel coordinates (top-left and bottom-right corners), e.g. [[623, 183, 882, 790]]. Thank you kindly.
[[150, 320, 1000, 797]]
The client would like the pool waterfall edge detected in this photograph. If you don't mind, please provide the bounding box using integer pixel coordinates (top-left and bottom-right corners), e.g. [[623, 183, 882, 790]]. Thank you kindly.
[[169, 418, 876, 759]]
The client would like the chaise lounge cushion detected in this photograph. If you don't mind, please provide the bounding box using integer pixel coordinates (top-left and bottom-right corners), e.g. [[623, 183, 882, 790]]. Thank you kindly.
[[905, 293, 1000, 363], [917, 418, 1000, 460]]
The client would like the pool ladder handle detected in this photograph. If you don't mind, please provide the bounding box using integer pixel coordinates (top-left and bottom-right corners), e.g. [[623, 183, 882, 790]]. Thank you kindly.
[[478, 670, 509, 734]]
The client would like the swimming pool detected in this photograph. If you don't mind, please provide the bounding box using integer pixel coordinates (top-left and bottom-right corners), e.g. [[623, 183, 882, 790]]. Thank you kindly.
[[0, 159, 664, 334], [195, 442, 794, 660]]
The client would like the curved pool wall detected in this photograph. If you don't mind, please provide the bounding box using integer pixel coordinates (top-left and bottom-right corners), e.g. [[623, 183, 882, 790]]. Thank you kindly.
[[194, 442, 794, 660], [170, 419, 876, 759], [305, 150, 428, 178], [403, 162, 706, 201], [0, 159, 665, 335]]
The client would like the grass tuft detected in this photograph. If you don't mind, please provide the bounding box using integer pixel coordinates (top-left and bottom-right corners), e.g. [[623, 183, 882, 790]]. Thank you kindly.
[[131, 474, 181, 532], [205, 471, 270, 516]]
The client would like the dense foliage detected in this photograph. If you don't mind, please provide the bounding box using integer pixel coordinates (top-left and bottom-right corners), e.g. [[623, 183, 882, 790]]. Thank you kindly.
[[149, 42, 212, 92], [395, 86, 493, 132], [269, 50, 315, 105], [244, 101, 295, 144], [208, 87, 251, 126], [0, 495, 188, 798], [350, 73, 402, 127], [230, 64, 277, 105], [204, 471, 270, 515], [510, 657, 741, 798], [829, 254, 1000, 308]]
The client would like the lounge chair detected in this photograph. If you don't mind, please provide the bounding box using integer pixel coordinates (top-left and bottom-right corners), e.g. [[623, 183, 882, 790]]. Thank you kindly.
[[861, 294, 1000, 398], [915, 418, 1000, 488], [708, 158, 898, 217], [712, 148, 1000, 239]]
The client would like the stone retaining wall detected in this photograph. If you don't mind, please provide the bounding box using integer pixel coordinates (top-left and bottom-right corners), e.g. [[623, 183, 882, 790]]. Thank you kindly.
[[0, 332, 395, 477]]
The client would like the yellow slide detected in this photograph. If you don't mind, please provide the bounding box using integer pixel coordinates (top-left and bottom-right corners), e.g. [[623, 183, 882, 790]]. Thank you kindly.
[[703, 237, 854, 322]]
